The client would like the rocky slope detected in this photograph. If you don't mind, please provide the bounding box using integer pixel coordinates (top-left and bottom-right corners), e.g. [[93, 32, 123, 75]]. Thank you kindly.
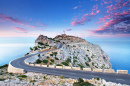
[[34, 34, 112, 69]]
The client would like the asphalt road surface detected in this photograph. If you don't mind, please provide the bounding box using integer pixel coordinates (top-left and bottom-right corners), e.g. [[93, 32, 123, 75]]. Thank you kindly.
[[10, 49, 130, 85]]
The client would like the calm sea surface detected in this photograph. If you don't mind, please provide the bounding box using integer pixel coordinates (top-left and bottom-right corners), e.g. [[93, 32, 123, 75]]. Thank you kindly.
[[0, 37, 130, 73]]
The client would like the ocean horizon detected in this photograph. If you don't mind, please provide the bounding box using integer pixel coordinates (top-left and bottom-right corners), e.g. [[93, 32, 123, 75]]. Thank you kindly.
[[0, 37, 130, 73]]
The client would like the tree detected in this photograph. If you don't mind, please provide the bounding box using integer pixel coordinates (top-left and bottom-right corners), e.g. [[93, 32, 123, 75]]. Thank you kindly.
[[43, 59, 48, 64], [78, 78, 84, 83], [30, 47, 33, 51], [38, 54, 40, 58], [36, 59, 42, 64]]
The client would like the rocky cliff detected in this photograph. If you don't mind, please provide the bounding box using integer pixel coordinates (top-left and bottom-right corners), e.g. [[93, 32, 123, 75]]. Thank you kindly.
[[34, 34, 112, 69]]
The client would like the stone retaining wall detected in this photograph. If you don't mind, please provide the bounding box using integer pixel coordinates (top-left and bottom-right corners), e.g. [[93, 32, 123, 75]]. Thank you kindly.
[[93, 69, 103, 72], [64, 66, 71, 69], [24, 55, 128, 75], [49, 65, 54, 68], [72, 67, 80, 70], [8, 62, 24, 74], [83, 68, 91, 71], [56, 66, 62, 69], [117, 70, 128, 74], [104, 69, 115, 73]]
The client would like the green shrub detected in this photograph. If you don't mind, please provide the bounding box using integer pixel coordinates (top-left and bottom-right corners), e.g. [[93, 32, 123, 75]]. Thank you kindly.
[[73, 57, 77, 59], [46, 56, 50, 59], [43, 76, 46, 80], [73, 78, 94, 86], [38, 42, 44, 45], [49, 62, 53, 65], [30, 47, 33, 51], [38, 54, 40, 57], [56, 64, 62, 66], [88, 57, 91, 62], [73, 60, 77, 63], [30, 80, 36, 83], [0, 64, 8, 69], [60, 75, 63, 79], [92, 62, 94, 66], [36, 59, 42, 64], [0, 78, 5, 81], [86, 54, 88, 57], [50, 54, 53, 57], [78, 78, 84, 83], [73, 81, 94, 86], [62, 62, 69, 66], [55, 57, 59, 60], [94, 77, 100, 80], [56, 40, 60, 42], [85, 62, 90, 66], [43, 59, 48, 64], [66, 58, 71, 63], [33, 46, 38, 50], [25, 53, 29, 56], [17, 75, 27, 78], [50, 59, 54, 62], [53, 52, 57, 57], [73, 45, 76, 47], [45, 44, 49, 46], [87, 50, 89, 51], [78, 64, 84, 69]]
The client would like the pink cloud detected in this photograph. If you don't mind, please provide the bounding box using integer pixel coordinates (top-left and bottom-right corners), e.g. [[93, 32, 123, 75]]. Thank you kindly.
[[92, 10, 130, 34], [104, 1, 112, 4], [65, 28, 72, 31], [0, 14, 23, 24], [14, 27, 27, 33], [96, 10, 100, 13], [0, 14, 36, 28], [73, 6, 78, 9], [71, 12, 96, 26], [38, 23, 47, 27]]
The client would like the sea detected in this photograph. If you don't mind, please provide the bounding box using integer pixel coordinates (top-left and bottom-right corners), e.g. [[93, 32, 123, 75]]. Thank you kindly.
[[0, 37, 130, 74]]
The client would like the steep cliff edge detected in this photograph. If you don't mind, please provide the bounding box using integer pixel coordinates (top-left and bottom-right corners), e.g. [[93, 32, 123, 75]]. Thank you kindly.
[[34, 34, 112, 69]]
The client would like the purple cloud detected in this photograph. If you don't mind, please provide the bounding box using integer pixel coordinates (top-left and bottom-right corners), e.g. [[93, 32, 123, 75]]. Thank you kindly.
[[14, 27, 27, 33], [65, 28, 72, 31]]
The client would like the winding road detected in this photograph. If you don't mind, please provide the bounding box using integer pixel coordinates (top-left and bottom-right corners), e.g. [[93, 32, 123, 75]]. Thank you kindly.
[[10, 46, 130, 85]]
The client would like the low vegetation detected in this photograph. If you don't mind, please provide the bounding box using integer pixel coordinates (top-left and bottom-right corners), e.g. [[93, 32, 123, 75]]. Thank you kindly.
[[62, 62, 69, 66], [0, 64, 8, 69], [36, 59, 42, 64], [43, 59, 48, 64], [56, 64, 62, 66], [73, 78, 94, 86], [17, 75, 27, 78]]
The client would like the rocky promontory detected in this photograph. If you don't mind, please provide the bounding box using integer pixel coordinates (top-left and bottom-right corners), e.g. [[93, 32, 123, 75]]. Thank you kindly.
[[33, 34, 112, 69]]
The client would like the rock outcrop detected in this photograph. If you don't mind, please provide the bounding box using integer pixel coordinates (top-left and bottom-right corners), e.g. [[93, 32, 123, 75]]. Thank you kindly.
[[34, 34, 112, 69]]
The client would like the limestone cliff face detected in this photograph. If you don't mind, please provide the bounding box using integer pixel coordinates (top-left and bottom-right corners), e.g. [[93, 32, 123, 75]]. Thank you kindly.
[[35, 35, 54, 46], [35, 34, 112, 69], [56, 42, 112, 69]]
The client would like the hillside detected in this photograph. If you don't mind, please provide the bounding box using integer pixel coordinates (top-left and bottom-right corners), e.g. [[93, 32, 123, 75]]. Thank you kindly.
[[33, 34, 112, 69]]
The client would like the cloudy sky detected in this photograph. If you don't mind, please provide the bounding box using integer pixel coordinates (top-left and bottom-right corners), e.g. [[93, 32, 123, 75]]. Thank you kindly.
[[0, 0, 130, 38]]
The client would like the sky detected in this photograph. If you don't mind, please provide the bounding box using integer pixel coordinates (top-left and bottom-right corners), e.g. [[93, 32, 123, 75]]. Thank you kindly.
[[0, 0, 130, 38]]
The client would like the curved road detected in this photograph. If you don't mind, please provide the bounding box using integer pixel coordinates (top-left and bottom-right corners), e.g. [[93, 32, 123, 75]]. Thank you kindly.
[[10, 48, 130, 85]]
